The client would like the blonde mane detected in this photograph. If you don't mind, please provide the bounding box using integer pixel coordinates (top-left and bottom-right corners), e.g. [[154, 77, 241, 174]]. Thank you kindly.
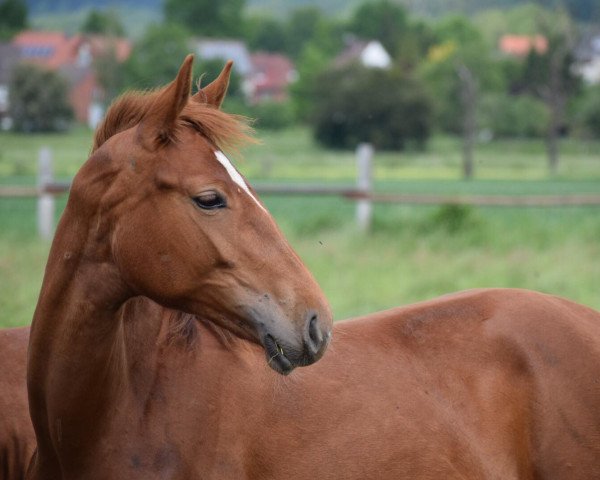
[[92, 87, 254, 152]]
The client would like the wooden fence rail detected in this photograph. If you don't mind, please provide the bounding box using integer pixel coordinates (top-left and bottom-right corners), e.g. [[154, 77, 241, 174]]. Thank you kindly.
[[1, 145, 600, 239]]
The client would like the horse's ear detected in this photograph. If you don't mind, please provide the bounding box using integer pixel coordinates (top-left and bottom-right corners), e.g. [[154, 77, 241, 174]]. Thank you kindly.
[[192, 60, 233, 109], [139, 54, 194, 150]]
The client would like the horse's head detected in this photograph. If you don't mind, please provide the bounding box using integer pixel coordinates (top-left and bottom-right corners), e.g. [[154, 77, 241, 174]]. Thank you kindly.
[[73, 55, 332, 374]]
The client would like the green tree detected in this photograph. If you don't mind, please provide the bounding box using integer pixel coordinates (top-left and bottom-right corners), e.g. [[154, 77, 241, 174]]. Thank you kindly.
[[94, 46, 124, 106], [398, 19, 436, 72], [123, 23, 191, 90], [0, 0, 27, 40], [285, 7, 324, 59], [348, 0, 408, 58], [245, 15, 287, 53], [575, 85, 600, 138], [287, 7, 344, 61], [290, 41, 331, 121], [479, 93, 549, 138], [286, 11, 345, 119], [312, 64, 432, 151], [9, 64, 73, 132], [80, 8, 125, 36], [520, 9, 579, 175], [420, 15, 502, 178], [474, 3, 546, 48], [164, 0, 245, 37]]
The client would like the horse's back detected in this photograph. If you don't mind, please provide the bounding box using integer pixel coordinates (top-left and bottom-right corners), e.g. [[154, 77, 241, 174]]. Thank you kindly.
[[356, 288, 600, 479], [0, 327, 34, 480]]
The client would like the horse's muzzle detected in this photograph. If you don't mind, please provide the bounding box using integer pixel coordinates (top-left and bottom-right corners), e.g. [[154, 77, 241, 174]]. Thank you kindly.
[[261, 311, 331, 375]]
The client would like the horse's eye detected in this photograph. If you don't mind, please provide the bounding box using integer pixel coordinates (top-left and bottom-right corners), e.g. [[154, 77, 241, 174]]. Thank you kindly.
[[193, 191, 227, 210]]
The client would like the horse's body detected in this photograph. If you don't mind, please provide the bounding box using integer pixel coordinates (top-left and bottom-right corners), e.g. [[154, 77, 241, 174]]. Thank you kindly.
[[0, 328, 34, 480], [3, 288, 600, 478]]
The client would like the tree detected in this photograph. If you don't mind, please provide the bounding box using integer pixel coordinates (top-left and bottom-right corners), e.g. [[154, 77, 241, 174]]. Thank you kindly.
[[123, 23, 191, 90], [290, 41, 331, 121], [479, 93, 549, 138], [420, 15, 502, 178], [312, 64, 432, 151], [245, 15, 287, 53], [94, 46, 124, 106], [347, 1, 434, 72], [348, 0, 408, 58], [575, 85, 600, 138], [397, 19, 437, 72], [285, 7, 325, 59], [0, 0, 27, 40], [81, 8, 125, 36], [520, 10, 579, 175], [286, 11, 345, 120], [164, 0, 245, 38], [9, 64, 73, 132]]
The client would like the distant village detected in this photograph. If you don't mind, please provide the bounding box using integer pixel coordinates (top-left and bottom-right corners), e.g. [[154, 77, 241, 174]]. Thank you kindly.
[[2, 26, 599, 130]]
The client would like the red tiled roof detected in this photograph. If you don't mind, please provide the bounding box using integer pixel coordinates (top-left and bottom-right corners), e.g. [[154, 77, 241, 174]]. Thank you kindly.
[[12, 31, 132, 69], [499, 35, 548, 57], [13, 31, 79, 69]]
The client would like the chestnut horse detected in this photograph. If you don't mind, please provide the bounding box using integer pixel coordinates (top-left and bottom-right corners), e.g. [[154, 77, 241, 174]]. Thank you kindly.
[[25, 56, 332, 479], [6, 56, 599, 479]]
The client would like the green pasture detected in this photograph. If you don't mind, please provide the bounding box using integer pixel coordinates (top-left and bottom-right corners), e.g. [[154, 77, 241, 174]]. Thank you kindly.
[[1, 126, 599, 328]]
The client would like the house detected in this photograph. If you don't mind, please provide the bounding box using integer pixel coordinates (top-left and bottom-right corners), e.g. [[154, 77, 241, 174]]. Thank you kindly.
[[0, 43, 20, 128], [13, 31, 81, 70], [246, 52, 296, 104], [574, 32, 600, 84], [192, 38, 296, 104], [499, 35, 548, 57], [10, 30, 131, 127], [334, 39, 392, 69]]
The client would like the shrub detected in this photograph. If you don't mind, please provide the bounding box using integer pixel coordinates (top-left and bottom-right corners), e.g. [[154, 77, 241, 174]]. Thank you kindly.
[[479, 93, 549, 138], [573, 85, 600, 139], [311, 64, 432, 150], [9, 64, 73, 132], [428, 204, 478, 234], [247, 101, 296, 130]]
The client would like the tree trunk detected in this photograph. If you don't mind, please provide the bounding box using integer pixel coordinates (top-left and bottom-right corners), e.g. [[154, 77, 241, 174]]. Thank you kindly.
[[545, 53, 566, 177], [541, 29, 572, 177], [546, 107, 560, 176], [458, 64, 477, 180]]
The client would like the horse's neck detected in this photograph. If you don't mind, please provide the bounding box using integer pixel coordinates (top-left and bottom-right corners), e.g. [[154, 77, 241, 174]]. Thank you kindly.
[[28, 202, 146, 449], [27, 200, 266, 475]]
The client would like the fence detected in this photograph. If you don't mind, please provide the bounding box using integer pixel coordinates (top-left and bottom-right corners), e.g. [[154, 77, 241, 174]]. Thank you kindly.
[[2, 145, 600, 239]]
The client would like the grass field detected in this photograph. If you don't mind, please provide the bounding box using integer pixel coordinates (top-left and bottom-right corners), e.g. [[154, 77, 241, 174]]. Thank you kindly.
[[1, 126, 599, 327]]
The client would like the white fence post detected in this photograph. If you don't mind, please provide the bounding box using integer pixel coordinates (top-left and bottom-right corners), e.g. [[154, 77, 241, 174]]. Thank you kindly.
[[356, 143, 373, 231], [37, 147, 54, 240]]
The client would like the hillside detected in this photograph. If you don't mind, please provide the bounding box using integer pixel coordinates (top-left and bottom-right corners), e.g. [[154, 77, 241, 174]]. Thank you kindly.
[[25, 0, 599, 28], [26, 0, 161, 13]]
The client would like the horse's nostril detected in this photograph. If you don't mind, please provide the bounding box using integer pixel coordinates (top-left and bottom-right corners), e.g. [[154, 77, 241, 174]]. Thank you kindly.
[[309, 314, 321, 345]]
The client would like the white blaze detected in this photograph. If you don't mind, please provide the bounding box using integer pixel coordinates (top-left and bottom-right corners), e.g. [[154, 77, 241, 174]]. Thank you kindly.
[[214, 151, 266, 212]]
